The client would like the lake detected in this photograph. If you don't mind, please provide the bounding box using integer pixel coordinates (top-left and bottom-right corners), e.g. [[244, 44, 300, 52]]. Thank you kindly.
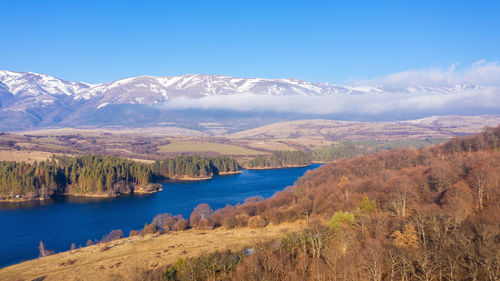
[[0, 164, 319, 268]]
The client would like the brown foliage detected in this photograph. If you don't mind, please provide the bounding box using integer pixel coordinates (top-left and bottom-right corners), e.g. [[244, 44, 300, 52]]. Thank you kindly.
[[175, 127, 500, 281], [142, 223, 156, 235], [190, 203, 213, 229], [247, 215, 268, 228], [173, 218, 188, 231]]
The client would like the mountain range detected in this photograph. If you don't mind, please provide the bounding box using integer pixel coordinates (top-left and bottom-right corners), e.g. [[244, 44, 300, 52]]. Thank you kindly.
[[0, 70, 489, 132]]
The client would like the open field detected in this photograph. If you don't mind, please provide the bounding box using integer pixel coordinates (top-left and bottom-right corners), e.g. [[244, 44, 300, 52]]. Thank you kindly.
[[0, 150, 154, 164], [227, 115, 500, 141], [0, 222, 302, 281], [0, 115, 497, 164], [0, 150, 57, 163], [156, 140, 267, 155], [241, 139, 299, 151]]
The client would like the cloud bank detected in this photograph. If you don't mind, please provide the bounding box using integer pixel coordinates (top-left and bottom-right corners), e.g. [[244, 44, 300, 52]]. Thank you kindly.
[[164, 61, 500, 119], [358, 60, 500, 87]]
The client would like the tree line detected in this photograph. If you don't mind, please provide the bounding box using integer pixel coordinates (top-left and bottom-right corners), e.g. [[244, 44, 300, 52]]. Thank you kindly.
[[0, 155, 240, 200], [152, 155, 239, 179], [311, 138, 446, 162], [247, 139, 447, 167], [247, 150, 311, 168]]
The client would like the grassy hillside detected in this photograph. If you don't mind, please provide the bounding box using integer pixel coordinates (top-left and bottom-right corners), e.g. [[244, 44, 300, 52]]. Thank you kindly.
[[0, 223, 301, 281]]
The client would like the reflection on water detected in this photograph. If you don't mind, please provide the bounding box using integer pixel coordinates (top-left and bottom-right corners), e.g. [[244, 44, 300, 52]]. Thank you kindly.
[[0, 198, 59, 209], [0, 194, 140, 209]]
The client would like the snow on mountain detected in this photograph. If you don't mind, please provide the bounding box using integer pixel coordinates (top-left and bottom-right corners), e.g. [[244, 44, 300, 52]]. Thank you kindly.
[[0, 70, 484, 111], [0, 70, 495, 132], [0, 70, 90, 98]]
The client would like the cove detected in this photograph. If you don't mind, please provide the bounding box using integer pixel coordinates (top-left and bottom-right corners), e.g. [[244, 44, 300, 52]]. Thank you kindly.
[[0, 164, 320, 268]]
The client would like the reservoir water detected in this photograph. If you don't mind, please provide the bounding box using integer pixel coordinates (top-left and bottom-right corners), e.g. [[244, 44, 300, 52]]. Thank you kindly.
[[0, 164, 319, 268]]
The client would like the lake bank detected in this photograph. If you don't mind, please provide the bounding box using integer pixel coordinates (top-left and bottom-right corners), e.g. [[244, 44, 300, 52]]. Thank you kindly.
[[0, 164, 321, 268], [245, 164, 311, 170], [0, 171, 244, 202]]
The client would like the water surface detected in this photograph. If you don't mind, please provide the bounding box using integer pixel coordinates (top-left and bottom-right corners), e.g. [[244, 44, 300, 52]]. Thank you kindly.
[[0, 165, 319, 267]]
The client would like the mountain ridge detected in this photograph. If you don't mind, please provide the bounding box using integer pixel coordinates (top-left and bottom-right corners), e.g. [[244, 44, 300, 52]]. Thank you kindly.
[[0, 70, 490, 132], [0, 70, 481, 101]]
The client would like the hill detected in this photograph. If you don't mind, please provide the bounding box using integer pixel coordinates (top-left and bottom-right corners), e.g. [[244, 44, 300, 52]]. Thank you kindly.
[[227, 115, 500, 141], [0, 223, 301, 281], [1, 125, 499, 280]]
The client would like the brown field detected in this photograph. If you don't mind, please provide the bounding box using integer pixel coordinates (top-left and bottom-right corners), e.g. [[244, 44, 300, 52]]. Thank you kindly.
[[0, 115, 497, 164], [0, 150, 154, 164], [242, 140, 298, 151], [0, 150, 60, 163], [0, 222, 302, 281], [157, 140, 267, 155]]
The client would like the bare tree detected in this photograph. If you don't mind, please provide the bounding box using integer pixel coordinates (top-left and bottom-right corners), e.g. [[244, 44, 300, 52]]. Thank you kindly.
[[190, 203, 213, 229], [467, 157, 495, 209], [386, 175, 415, 217], [39, 241, 54, 257]]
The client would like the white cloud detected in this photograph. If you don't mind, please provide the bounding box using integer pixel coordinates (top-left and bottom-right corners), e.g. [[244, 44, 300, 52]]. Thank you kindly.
[[358, 60, 500, 87], [163, 60, 500, 119], [164, 86, 500, 117]]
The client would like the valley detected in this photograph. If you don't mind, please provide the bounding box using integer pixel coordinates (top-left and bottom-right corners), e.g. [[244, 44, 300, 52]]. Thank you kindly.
[[1, 115, 499, 165], [1, 126, 499, 280], [3, 2, 499, 280]]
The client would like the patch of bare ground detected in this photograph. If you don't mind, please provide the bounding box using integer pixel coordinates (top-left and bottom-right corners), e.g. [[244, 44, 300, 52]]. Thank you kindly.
[[0, 150, 64, 163], [0, 149, 153, 165], [0, 222, 302, 281]]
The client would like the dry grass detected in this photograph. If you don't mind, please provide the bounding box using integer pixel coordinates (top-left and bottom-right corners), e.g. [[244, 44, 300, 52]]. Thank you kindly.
[[158, 140, 267, 155], [0, 150, 57, 163], [244, 140, 298, 151], [0, 222, 302, 281], [0, 150, 153, 165], [227, 116, 500, 141]]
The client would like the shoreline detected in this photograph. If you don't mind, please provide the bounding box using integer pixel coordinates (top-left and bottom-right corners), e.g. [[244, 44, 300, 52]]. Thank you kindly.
[[218, 170, 243, 175], [0, 197, 47, 203], [166, 170, 243, 181], [245, 164, 312, 170], [167, 175, 213, 181], [311, 160, 332, 164], [0, 222, 302, 280], [0, 170, 243, 202], [0, 187, 163, 202]]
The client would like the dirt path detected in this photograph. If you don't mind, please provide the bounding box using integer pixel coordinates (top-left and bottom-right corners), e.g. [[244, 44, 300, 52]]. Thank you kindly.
[[0, 222, 301, 281]]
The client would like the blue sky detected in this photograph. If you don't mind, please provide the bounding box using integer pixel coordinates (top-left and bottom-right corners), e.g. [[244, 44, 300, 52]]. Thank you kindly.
[[1, 0, 499, 84]]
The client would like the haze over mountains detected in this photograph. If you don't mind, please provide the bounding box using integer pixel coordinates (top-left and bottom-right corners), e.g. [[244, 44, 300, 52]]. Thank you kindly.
[[0, 70, 498, 133]]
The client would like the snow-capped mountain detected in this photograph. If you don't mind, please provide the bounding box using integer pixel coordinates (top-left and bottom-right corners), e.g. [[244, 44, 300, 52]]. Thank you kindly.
[[0, 70, 487, 131], [0, 70, 482, 109]]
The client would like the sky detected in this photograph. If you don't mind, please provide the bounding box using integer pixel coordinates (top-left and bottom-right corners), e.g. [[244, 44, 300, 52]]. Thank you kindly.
[[1, 1, 499, 84]]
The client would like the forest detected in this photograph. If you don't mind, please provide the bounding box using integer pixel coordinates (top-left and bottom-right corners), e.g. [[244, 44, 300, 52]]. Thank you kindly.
[[247, 150, 311, 168], [152, 155, 239, 179], [0, 155, 240, 200], [151, 126, 500, 280], [311, 138, 446, 162]]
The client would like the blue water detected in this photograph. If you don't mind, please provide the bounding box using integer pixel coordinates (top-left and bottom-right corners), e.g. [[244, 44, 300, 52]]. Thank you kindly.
[[0, 165, 319, 268]]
